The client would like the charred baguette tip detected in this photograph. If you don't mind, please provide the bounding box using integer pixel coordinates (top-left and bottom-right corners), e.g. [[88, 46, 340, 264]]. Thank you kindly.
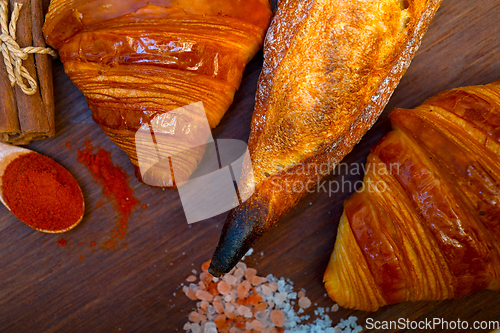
[[208, 265, 226, 278], [209, 195, 271, 276]]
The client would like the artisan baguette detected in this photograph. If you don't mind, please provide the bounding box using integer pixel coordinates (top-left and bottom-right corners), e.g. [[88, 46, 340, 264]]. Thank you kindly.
[[209, 0, 443, 276]]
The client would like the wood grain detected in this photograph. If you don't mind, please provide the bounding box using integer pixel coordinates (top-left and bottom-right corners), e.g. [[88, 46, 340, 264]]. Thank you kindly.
[[0, 0, 499, 332]]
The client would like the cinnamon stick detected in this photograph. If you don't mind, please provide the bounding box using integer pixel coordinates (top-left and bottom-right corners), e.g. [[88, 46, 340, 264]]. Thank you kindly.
[[0, 54, 19, 139], [0, 0, 55, 145], [31, 0, 54, 137], [11, 0, 49, 138]]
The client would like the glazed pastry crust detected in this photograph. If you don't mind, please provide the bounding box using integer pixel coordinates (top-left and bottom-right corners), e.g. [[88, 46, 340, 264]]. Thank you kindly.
[[324, 81, 500, 311], [43, 0, 272, 187]]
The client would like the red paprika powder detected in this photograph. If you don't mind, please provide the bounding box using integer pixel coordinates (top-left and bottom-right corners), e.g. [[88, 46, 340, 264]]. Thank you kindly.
[[1, 152, 84, 232]]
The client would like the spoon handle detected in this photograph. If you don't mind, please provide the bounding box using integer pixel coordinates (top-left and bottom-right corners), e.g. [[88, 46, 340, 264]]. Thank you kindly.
[[0, 142, 31, 161], [0, 142, 32, 209]]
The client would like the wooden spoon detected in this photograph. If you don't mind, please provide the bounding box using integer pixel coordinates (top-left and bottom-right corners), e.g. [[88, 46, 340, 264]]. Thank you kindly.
[[0, 142, 84, 233]]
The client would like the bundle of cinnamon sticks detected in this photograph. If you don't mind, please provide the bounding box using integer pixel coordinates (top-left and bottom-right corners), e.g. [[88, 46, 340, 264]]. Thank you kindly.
[[0, 0, 54, 145]]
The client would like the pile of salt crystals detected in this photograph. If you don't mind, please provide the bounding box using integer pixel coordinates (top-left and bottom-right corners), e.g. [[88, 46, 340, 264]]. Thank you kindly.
[[182, 259, 363, 333]]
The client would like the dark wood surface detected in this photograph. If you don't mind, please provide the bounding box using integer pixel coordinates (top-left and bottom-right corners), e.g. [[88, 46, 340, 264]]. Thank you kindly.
[[1, 0, 500, 332]]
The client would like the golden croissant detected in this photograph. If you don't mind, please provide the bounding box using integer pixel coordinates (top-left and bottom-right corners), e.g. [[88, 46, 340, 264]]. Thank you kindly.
[[43, 0, 272, 187], [324, 80, 500, 311], [209, 0, 442, 276]]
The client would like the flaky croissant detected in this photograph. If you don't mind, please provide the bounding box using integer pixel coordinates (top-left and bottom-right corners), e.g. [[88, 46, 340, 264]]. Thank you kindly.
[[324, 80, 500, 311], [43, 0, 272, 187], [209, 0, 442, 276]]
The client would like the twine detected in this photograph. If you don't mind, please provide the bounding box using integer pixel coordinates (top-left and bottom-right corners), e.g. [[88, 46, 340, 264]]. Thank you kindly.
[[0, 0, 57, 95]]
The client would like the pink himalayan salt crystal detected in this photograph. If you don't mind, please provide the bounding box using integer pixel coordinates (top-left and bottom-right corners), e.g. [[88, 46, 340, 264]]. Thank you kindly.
[[244, 268, 257, 281], [226, 310, 237, 320], [236, 262, 247, 270], [233, 268, 245, 279], [184, 288, 198, 300], [225, 303, 235, 312], [255, 302, 268, 312], [213, 301, 224, 314], [237, 280, 251, 299], [200, 271, 213, 283], [251, 275, 267, 286], [270, 310, 285, 327], [236, 305, 251, 317], [186, 275, 197, 282], [230, 290, 238, 302], [250, 319, 265, 331], [331, 303, 339, 312], [261, 285, 273, 296], [200, 301, 209, 312], [263, 328, 278, 333], [188, 311, 204, 324], [196, 289, 213, 302], [225, 303, 236, 318], [217, 281, 232, 295], [224, 274, 239, 286], [214, 314, 226, 325], [298, 296, 312, 309], [298, 291, 305, 298]]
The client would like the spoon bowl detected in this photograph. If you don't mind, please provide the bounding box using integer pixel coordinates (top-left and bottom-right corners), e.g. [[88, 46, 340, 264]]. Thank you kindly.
[[0, 142, 84, 233]]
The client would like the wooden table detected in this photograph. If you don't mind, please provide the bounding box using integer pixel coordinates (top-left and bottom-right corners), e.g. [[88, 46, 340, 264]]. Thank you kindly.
[[1, 0, 499, 332]]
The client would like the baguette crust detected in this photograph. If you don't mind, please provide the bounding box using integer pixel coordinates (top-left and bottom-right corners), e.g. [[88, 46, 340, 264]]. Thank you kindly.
[[210, 0, 443, 276]]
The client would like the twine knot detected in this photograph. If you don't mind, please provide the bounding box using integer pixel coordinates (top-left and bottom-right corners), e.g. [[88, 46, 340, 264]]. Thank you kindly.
[[0, 0, 57, 95]]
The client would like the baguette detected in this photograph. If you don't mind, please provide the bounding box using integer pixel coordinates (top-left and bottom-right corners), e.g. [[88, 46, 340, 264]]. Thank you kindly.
[[209, 0, 443, 276]]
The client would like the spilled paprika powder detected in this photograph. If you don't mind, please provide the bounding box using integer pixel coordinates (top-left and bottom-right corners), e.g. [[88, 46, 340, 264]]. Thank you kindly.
[[77, 141, 138, 250], [1, 152, 84, 232]]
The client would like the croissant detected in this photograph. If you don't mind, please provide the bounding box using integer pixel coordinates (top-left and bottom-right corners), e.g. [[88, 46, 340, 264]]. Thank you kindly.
[[324, 80, 500, 311], [208, 0, 442, 276], [42, 0, 272, 187]]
